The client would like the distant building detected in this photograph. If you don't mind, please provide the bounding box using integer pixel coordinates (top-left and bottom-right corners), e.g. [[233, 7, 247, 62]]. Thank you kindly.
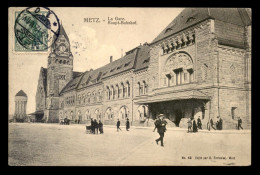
[[14, 90, 27, 122], [34, 8, 251, 129]]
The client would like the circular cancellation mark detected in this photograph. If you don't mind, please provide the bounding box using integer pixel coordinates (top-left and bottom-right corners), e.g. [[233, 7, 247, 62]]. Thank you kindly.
[[14, 7, 60, 51]]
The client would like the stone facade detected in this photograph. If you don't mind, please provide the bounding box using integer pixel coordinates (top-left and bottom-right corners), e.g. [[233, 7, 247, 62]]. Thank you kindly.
[[35, 8, 251, 129]]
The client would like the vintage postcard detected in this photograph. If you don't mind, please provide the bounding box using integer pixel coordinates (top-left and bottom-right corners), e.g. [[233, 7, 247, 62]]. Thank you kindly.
[[8, 7, 251, 166]]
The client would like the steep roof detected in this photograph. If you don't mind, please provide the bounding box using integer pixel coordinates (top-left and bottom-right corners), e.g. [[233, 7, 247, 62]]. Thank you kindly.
[[134, 43, 150, 72], [60, 44, 150, 93], [15, 90, 27, 97], [59, 24, 70, 43], [151, 8, 251, 45], [73, 71, 83, 78]]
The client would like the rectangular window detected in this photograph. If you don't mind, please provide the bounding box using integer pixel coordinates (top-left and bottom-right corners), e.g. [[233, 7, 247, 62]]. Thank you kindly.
[[184, 73, 187, 82], [176, 72, 179, 85], [231, 107, 237, 119]]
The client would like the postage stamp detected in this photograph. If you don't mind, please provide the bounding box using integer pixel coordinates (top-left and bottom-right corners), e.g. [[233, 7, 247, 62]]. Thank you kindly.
[[14, 7, 60, 52]]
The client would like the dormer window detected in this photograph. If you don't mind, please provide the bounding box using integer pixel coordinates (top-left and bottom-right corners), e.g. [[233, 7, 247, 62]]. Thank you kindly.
[[165, 28, 173, 33], [124, 61, 131, 67], [143, 57, 150, 64], [186, 16, 196, 23], [110, 68, 115, 72]]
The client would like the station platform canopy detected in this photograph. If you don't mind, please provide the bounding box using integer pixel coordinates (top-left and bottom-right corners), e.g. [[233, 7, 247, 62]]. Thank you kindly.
[[134, 90, 210, 104]]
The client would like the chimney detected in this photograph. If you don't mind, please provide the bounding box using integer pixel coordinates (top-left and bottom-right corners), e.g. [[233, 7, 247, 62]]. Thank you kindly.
[[110, 56, 113, 63]]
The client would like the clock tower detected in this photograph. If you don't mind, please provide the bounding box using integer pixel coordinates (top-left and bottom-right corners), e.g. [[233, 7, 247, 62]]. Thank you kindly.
[[45, 24, 73, 122]]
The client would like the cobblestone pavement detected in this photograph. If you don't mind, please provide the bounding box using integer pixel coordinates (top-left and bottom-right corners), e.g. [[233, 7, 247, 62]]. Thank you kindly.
[[8, 123, 251, 166]]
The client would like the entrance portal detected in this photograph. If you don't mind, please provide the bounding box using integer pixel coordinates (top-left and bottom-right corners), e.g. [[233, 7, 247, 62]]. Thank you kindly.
[[175, 109, 182, 127]]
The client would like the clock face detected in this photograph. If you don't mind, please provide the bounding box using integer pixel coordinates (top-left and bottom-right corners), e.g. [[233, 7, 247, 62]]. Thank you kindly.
[[59, 45, 66, 53]]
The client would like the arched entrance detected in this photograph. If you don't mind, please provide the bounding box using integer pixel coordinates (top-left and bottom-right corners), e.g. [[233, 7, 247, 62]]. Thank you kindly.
[[174, 109, 183, 127], [137, 105, 148, 121], [105, 107, 113, 120], [119, 106, 129, 120]]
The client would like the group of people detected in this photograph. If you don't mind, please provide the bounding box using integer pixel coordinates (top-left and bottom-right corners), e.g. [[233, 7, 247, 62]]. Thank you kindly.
[[90, 119, 104, 134], [116, 118, 130, 132], [187, 116, 202, 133], [60, 117, 70, 125], [208, 116, 223, 130]]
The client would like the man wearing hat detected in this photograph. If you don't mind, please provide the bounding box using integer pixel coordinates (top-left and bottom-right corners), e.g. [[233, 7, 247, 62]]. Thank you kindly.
[[126, 118, 130, 131], [154, 114, 167, 147], [237, 117, 243, 130]]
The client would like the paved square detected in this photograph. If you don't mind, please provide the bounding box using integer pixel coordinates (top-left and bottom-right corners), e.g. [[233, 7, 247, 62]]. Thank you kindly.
[[8, 123, 251, 166]]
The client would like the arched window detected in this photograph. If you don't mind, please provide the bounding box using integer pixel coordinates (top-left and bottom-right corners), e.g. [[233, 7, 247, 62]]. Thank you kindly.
[[105, 108, 113, 120], [137, 82, 141, 95], [164, 52, 194, 86], [95, 109, 101, 120], [98, 89, 103, 101], [137, 105, 148, 120], [138, 82, 144, 95], [70, 111, 74, 120], [126, 81, 130, 97], [93, 91, 97, 102], [143, 81, 148, 94], [106, 86, 110, 100], [119, 106, 129, 120], [121, 82, 125, 98], [116, 84, 120, 98], [111, 85, 115, 99], [85, 110, 91, 120], [77, 111, 82, 121]]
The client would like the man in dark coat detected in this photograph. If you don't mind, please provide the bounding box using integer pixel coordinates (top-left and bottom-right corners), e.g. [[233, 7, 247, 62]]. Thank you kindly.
[[98, 120, 104, 134], [116, 119, 121, 132], [126, 118, 130, 131], [94, 119, 98, 134], [216, 116, 223, 130], [219, 116, 223, 130], [154, 114, 167, 147], [210, 118, 216, 130], [192, 118, 198, 132], [237, 117, 243, 130], [90, 118, 95, 134], [197, 116, 202, 130]]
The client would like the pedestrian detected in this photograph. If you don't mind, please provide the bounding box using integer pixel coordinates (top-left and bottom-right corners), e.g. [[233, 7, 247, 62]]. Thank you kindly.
[[219, 116, 223, 130], [90, 118, 95, 134], [154, 114, 167, 147], [216, 116, 223, 130], [98, 120, 104, 134], [187, 117, 192, 133], [75, 119, 77, 124], [210, 118, 216, 130], [192, 117, 198, 132], [237, 117, 243, 130], [94, 119, 98, 134], [116, 119, 122, 132], [78, 119, 80, 124], [126, 118, 130, 131], [197, 116, 202, 130]]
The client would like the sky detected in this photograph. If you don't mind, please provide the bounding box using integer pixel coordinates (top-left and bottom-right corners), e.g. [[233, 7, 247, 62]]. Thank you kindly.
[[8, 7, 184, 115]]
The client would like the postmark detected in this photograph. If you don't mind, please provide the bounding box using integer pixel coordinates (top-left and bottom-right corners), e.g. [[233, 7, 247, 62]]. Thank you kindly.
[[14, 7, 60, 52]]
